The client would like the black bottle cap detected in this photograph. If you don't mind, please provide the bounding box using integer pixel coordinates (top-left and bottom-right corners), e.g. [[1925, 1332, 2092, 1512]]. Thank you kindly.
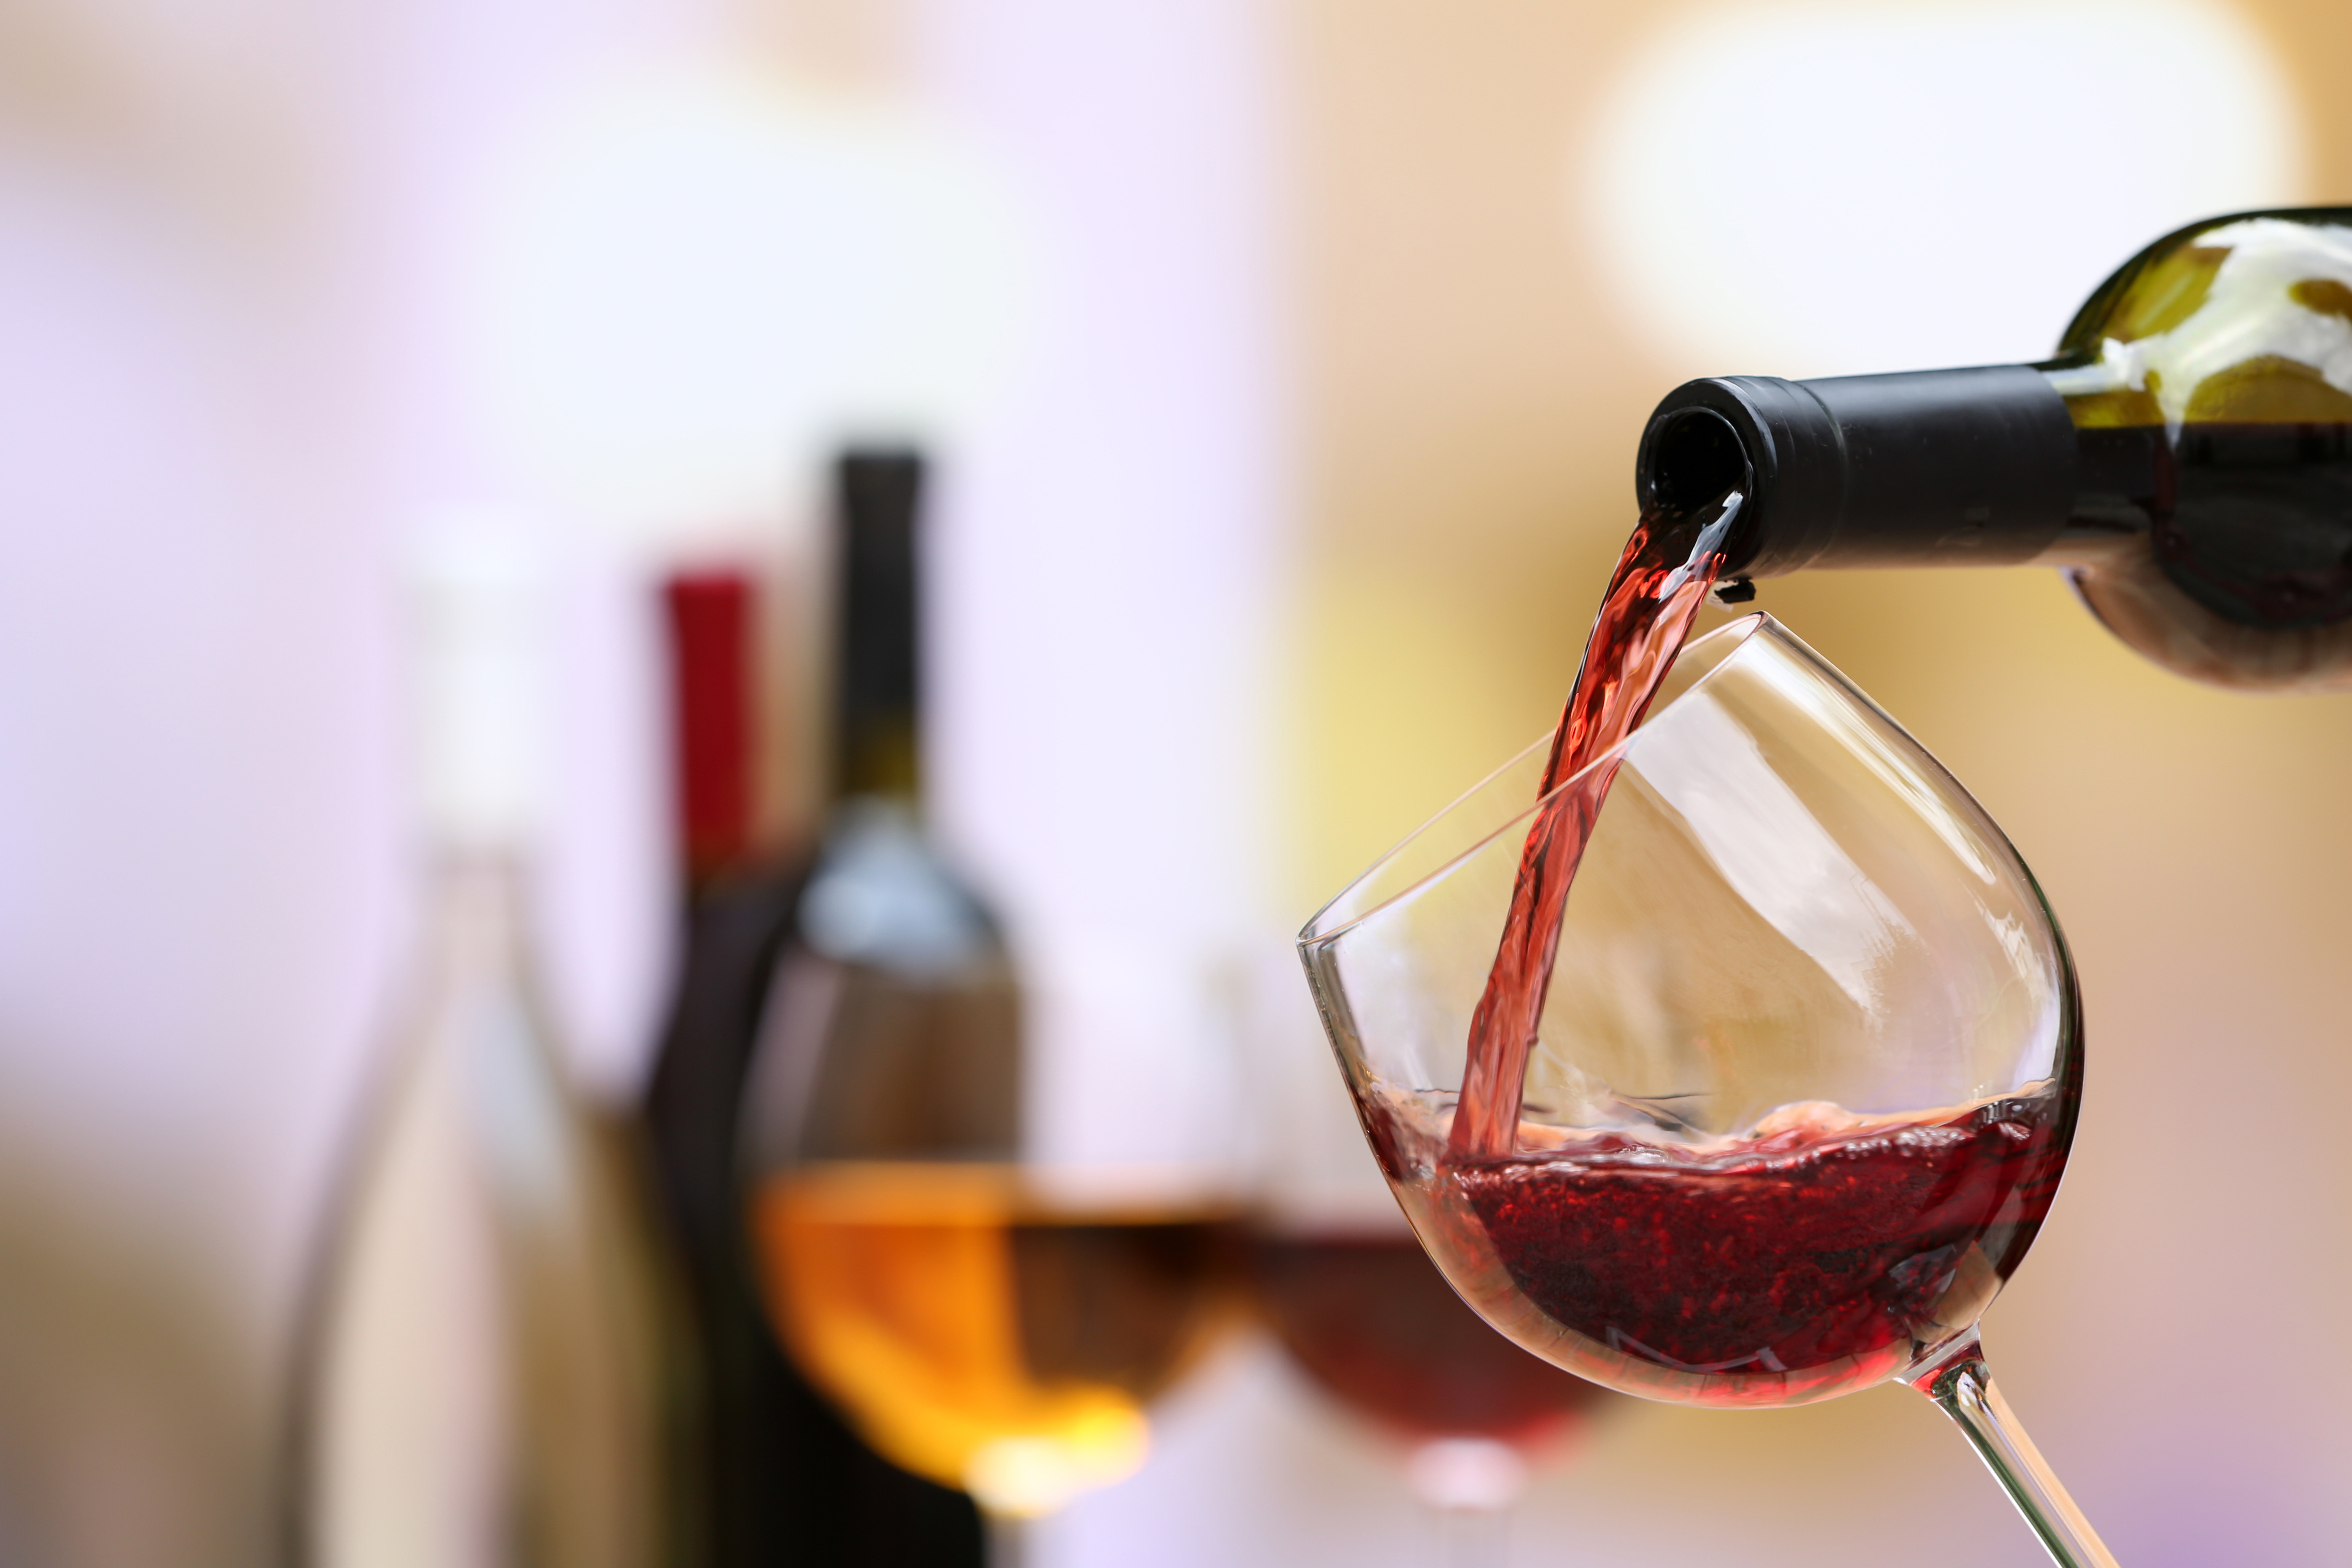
[[1639, 365, 2079, 576], [833, 449, 924, 802]]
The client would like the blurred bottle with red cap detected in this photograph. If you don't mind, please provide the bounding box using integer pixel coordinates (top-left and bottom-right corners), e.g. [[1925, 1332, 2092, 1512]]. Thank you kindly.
[[641, 487, 987, 1566]]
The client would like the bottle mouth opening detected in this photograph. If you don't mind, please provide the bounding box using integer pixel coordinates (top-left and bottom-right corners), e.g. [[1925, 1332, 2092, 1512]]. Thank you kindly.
[[1646, 407, 1752, 520]]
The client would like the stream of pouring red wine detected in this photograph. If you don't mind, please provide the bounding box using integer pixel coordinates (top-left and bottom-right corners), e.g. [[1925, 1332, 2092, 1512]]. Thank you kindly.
[[1447, 490, 1744, 1160]]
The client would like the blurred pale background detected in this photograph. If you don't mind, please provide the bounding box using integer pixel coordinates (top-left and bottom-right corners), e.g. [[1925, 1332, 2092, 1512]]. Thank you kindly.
[[0, 0, 2346, 1565]]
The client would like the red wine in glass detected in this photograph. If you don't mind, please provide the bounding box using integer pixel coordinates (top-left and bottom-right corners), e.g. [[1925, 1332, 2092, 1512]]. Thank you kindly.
[[1440, 483, 2079, 1404], [1305, 490, 2112, 1562], [1443, 1093, 2071, 1407]]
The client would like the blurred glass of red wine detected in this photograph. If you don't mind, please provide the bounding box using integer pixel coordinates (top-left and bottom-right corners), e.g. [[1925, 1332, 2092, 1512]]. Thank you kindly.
[[1253, 1231, 1613, 1450]]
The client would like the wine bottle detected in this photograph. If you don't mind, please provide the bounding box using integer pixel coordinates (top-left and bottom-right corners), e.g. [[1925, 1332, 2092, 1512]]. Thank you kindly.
[[741, 449, 1023, 1175], [1636, 205, 2352, 689], [289, 524, 673, 1568], [639, 514, 986, 1563], [739, 452, 1239, 1544]]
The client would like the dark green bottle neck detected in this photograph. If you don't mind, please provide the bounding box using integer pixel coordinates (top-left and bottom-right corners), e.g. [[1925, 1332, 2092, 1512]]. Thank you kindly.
[[832, 450, 925, 810], [1639, 365, 2082, 579]]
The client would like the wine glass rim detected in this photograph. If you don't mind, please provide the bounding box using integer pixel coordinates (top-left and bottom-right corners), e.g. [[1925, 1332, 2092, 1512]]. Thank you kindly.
[[1299, 611, 1776, 948]]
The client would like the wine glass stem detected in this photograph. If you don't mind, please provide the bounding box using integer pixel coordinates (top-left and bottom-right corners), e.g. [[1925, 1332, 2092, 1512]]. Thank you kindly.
[[1435, 1503, 1509, 1568], [985, 1510, 1027, 1568], [1913, 1341, 2119, 1568]]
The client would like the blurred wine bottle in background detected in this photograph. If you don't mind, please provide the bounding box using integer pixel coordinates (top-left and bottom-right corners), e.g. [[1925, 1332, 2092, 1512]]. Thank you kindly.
[[288, 521, 677, 1568], [640, 479, 987, 1564], [742, 452, 1242, 1563]]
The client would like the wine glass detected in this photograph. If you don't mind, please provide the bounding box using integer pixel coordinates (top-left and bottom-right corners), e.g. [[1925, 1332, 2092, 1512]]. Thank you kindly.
[[737, 807, 1243, 1564], [1244, 958, 1618, 1565], [1298, 613, 2114, 1568]]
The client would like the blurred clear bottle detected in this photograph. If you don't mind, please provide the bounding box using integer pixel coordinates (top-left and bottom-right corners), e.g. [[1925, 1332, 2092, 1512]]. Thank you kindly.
[[641, 550, 986, 1565], [290, 522, 673, 1568], [1638, 206, 2352, 688]]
